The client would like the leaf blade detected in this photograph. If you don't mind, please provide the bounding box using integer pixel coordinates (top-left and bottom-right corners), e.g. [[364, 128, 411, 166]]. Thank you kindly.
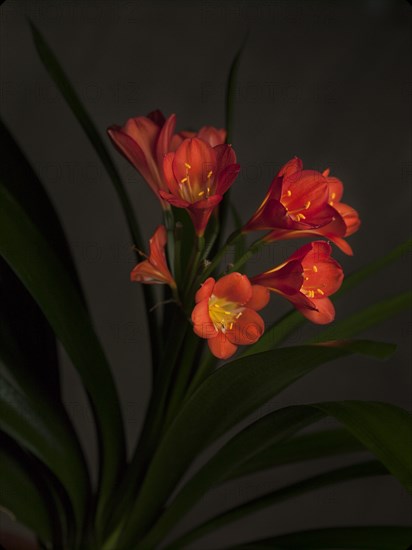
[[117, 340, 394, 545]]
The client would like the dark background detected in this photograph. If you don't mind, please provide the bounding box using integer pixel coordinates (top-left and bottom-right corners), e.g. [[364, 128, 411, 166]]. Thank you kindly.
[[1, 0, 411, 547]]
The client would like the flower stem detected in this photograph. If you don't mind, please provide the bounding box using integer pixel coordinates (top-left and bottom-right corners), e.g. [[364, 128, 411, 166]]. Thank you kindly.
[[226, 235, 267, 274]]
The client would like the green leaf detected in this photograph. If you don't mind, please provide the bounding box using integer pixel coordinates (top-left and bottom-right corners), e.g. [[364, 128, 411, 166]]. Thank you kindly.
[[0, 438, 55, 544], [166, 461, 388, 550], [336, 239, 412, 296], [0, 184, 125, 529], [233, 526, 412, 549], [0, 118, 83, 296], [154, 400, 410, 548], [316, 401, 412, 494], [28, 22, 142, 253], [28, 21, 159, 373], [0, 371, 89, 536], [139, 406, 324, 548], [311, 291, 412, 343], [117, 340, 394, 545], [242, 238, 412, 357], [0, 118, 86, 399], [227, 427, 366, 480], [141, 400, 411, 547]]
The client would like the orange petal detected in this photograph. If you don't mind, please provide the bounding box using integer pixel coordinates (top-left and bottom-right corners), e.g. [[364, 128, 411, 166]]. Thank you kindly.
[[195, 277, 215, 303], [246, 285, 270, 311], [208, 332, 238, 359], [297, 297, 335, 324], [326, 176, 344, 203], [197, 126, 226, 147], [213, 272, 252, 304], [192, 299, 217, 339], [227, 308, 264, 345], [173, 138, 217, 187], [277, 157, 303, 178]]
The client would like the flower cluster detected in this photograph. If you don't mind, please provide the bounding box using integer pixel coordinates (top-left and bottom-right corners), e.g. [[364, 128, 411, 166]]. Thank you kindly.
[[109, 111, 360, 358]]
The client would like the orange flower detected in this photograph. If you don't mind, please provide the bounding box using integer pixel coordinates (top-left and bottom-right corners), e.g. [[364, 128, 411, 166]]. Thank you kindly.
[[108, 110, 226, 202], [130, 225, 175, 287], [243, 158, 361, 254], [251, 241, 344, 324], [159, 138, 240, 236], [264, 166, 361, 255], [191, 273, 269, 359]]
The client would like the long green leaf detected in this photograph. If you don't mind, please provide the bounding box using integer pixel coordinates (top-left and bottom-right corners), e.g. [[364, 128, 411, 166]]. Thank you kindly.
[[0, 184, 125, 528], [0, 118, 86, 399], [0, 372, 88, 536], [28, 23, 159, 372], [0, 118, 83, 296], [139, 406, 323, 548], [242, 238, 412, 357], [166, 461, 388, 550], [311, 291, 412, 343], [117, 340, 394, 546], [0, 439, 55, 544], [226, 427, 366, 480], [233, 526, 412, 549], [141, 399, 410, 547], [316, 401, 412, 494]]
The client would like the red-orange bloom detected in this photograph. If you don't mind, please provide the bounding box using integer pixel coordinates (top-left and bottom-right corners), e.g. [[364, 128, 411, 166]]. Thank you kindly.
[[130, 225, 175, 287], [108, 110, 226, 201], [191, 273, 269, 359], [263, 166, 361, 255], [243, 157, 352, 247], [159, 138, 240, 236], [251, 241, 344, 324]]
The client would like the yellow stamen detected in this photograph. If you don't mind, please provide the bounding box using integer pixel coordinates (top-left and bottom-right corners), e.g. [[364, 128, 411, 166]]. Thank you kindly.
[[317, 288, 325, 295], [208, 294, 244, 333], [198, 191, 205, 196], [180, 177, 188, 184], [207, 170, 213, 178], [305, 201, 311, 209], [313, 265, 318, 272], [287, 190, 292, 197], [184, 162, 191, 169]]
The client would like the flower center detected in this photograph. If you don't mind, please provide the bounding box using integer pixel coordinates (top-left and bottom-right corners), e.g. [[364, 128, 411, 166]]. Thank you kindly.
[[282, 189, 311, 222], [302, 264, 325, 298], [208, 294, 244, 333], [179, 162, 214, 202]]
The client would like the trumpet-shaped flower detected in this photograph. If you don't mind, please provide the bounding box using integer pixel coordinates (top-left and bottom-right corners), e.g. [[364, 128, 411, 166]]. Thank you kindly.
[[192, 273, 269, 359], [108, 110, 226, 202], [130, 225, 175, 287], [251, 241, 344, 324], [264, 166, 361, 255], [159, 138, 240, 235], [243, 157, 349, 243]]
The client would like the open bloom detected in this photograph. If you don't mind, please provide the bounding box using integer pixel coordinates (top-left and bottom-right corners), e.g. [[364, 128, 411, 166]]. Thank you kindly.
[[192, 273, 269, 359], [243, 158, 360, 253], [264, 165, 361, 255], [130, 225, 175, 287], [159, 138, 240, 236], [251, 241, 344, 324], [108, 110, 226, 202]]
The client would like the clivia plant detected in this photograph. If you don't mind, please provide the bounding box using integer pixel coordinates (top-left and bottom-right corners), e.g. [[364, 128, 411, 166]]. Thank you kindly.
[[0, 23, 411, 550]]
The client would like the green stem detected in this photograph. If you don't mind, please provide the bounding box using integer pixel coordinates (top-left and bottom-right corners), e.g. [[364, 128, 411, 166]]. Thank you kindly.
[[184, 350, 216, 399], [183, 235, 206, 305], [226, 236, 266, 274], [163, 207, 175, 277], [163, 331, 202, 427], [102, 308, 188, 541]]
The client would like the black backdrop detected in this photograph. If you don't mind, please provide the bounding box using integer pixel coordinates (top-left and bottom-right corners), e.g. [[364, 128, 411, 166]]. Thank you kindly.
[[1, 0, 411, 547]]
